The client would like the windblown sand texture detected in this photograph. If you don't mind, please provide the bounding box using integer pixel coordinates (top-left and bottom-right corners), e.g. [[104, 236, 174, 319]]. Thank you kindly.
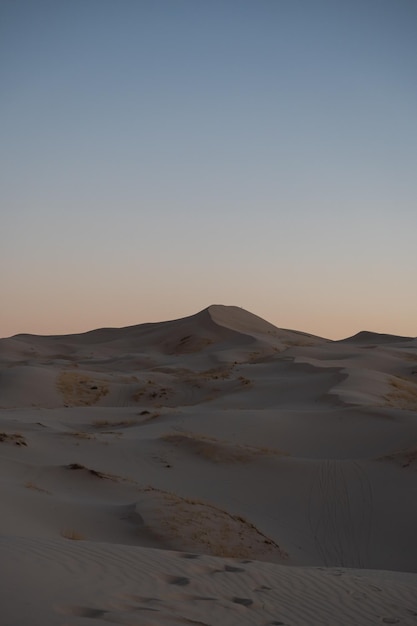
[[1, 305, 417, 625]]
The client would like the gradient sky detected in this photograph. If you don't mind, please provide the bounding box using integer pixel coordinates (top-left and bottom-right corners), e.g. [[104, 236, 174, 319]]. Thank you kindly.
[[1, 0, 416, 340]]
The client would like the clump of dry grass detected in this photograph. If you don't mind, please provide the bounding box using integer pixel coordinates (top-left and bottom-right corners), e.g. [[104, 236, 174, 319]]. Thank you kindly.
[[177, 366, 234, 385], [167, 336, 214, 355], [379, 446, 417, 468], [89, 416, 156, 436], [57, 371, 109, 406], [65, 463, 119, 481], [92, 419, 111, 428], [138, 486, 287, 560], [137, 411, 161, 424], [65, 431, 95, 440], [132, 383, 173, 404], [92, 418, 138, 429], [61, 529, 85, 540], [160, 431, 284, 464], [402, 448, 417, 467], [25, 481, 50, 494], [385, 376, 417, 410], [0, 432, 27, 446], [64, 462, 137, 483], [199, 368, 232, 380]]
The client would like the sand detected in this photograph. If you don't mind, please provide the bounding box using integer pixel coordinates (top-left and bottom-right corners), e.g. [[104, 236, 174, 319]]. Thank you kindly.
[[0, 304, 416, 625]]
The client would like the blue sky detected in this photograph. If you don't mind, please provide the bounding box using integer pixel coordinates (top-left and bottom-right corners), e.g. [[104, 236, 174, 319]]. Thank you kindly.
[[1, 0, 416, 339]]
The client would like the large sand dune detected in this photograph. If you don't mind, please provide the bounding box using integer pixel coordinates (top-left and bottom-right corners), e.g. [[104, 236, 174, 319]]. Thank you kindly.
[[1, 305, 416, 625]]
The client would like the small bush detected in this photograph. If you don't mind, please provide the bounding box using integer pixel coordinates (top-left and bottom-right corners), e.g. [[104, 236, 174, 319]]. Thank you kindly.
[[61, 528, 85, 540]]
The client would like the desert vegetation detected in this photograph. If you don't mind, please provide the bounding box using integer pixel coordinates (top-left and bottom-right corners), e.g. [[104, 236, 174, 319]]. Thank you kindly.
[[138, 486, 287, 560], [60, 528, 85, 540], [379, 446, 417, 469], [57, 371, 109, 406], [0, 432, 27, 446], [385, 376, 417, 410], [160, 431, 284, 463]]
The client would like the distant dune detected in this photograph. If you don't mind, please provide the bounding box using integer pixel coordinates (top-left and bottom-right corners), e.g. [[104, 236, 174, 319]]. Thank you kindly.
[[338, 330, 414, 344], [1, 305, 416, 625]]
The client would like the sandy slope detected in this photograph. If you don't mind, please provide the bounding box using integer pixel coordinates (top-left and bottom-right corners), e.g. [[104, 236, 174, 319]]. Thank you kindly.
[[1, 305, 416, 625]]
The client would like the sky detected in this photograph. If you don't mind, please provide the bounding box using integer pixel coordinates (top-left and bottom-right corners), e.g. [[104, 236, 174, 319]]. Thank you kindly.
[[1, 0, 416, 340]]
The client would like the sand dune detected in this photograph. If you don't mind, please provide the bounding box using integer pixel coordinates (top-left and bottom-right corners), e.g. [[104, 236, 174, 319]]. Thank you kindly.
[[340, 330, 414, 345], [1, 305, 416, 625]]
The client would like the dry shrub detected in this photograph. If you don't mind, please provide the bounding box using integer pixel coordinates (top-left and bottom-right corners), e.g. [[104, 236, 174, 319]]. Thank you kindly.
[[132, 383, 173, 404], [379, 446, 417, 468], [138, 486, 287, 561], [65, 463, 119, 481], [92, 419, 137, 429], [61, 529, 85, 540], [0, 432, 27, 446], [92, 419, 111, 428], [57, 371, 109, 406], [284, 339, 315, 347], [65, 431, 95, 440], [167, 336, 214, 355], [64, 463, 136, 483], [160, 431, 284, 463], [138, 411, 160, 424], [25, 481, 50, 494], [385, 376, 417, 410], [177, 367, 234, 385]]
